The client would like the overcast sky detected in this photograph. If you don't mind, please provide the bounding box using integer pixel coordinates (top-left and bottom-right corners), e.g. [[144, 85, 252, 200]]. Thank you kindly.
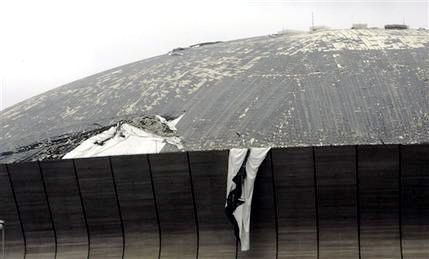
[[1, 0, 427, 110]]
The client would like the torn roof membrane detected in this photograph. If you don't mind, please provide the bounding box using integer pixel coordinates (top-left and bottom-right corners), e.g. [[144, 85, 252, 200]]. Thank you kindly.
[[1, 115, 184, 162], [62, 121, 183, 159]]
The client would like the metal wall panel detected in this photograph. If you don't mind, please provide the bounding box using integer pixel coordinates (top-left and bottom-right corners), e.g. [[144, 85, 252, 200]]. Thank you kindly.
[[0, 164, 25, 259], [40, 159, 89, 259], [149, 152, 198, 259], [110, 155, 160, 259], [401, 144, 429, 259], [74, 157, 123, 259], [1, 144, 428, 258], [358, 145, 401, 258], [315, 146, 359, 259], [7, 162, 56, 259], [188, 150, 236, 259], [272, 147, 317, 259], [237, 151, 277, 258]]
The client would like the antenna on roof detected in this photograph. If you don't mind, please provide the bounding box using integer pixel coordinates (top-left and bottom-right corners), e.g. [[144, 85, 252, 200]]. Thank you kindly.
[[312, 12, 315, 30]]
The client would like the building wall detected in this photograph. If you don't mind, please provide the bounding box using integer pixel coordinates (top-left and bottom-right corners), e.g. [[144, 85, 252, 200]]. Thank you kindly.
[[0, 144, 428, 259]]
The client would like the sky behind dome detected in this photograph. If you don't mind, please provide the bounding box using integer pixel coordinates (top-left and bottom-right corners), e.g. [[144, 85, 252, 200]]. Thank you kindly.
[[1, 0, 428, 110]]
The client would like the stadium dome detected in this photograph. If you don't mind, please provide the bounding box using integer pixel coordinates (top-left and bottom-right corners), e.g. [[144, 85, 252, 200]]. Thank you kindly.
[[1, 28, 428, 162]]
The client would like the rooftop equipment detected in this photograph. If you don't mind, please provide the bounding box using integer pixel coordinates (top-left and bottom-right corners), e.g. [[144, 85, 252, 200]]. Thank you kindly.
[[352, 24, 368, 29], [385, 24, 409, 30]]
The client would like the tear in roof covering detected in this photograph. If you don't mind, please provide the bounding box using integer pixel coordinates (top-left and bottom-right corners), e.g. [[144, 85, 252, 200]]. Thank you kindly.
[[1, 29, 428, 163], [1, 115, 184, 162], [63, 115, 183, 159]]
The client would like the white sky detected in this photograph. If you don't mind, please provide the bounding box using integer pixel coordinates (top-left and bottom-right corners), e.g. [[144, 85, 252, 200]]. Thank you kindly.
[[0, 0, 428, 110]]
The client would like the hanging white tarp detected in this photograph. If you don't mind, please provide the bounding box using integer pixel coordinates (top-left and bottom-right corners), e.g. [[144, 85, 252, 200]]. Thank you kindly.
[[225, 147, 271, 251]]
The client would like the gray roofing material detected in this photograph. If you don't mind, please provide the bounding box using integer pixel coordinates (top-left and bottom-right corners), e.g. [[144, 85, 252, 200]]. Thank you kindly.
[[1, 29, 428, 162]]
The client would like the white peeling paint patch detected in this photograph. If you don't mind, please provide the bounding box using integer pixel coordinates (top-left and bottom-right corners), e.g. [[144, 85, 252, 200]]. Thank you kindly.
[[63, 115, 185, 159], [62, 106, 79, 118], [278, 29, 429, 56], [110, 83, 122, 89], [239, 107, 250, 119], [111, 69, 122, 75]]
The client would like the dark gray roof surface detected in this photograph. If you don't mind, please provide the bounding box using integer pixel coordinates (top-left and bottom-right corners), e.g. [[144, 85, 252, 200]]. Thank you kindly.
[[1, 29, 428, 162]]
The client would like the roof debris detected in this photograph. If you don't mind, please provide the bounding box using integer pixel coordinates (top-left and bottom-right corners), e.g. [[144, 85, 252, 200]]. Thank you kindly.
[[189, 41, 222, 48], [62, 119, 183, 159], [0, 114, 185, 162], [168, 41, 223, 55], [168, 47, 187, 56]]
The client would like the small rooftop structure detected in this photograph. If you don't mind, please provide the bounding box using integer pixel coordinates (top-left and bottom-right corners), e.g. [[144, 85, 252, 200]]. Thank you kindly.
[[351, 23, 368, 29], [310, 25, 330, 32], [385, 24, 409, 30]]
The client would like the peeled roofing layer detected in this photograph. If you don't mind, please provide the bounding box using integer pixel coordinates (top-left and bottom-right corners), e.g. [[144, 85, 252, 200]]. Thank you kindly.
[[1, 29, 428, 162], [62, 115, 184, 159], [226, 147, 271, 251]]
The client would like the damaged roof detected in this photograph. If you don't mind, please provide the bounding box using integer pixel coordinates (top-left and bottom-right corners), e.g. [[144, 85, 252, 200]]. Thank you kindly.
[[1, 28, 429, 162]]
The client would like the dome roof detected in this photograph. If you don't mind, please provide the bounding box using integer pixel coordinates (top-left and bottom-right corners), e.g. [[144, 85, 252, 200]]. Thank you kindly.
[[1, 29, 428, 162]]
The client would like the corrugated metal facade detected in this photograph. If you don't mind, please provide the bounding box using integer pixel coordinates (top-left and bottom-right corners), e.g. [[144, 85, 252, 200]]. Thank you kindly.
[[0, 144, 427, 258]]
